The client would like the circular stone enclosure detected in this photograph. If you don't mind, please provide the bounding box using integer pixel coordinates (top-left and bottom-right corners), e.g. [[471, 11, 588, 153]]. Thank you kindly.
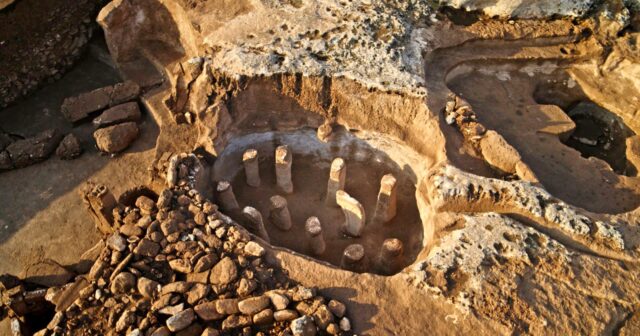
[[212, 127, 428, 275]]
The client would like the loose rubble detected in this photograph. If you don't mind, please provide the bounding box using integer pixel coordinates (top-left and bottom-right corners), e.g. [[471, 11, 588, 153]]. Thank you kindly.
[[0, 154, 351, 335]]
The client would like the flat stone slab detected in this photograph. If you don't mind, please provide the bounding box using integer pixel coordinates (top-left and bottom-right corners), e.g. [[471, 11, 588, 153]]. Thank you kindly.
[[61, 81, 140, 123]]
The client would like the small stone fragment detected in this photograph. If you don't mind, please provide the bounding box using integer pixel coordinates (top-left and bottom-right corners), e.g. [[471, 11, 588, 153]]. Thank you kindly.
[[55, 133, 82, 160], [290, 315, 317, 336], [93, 122, 139, 154], [238, 295, 270, 315], [166, 308, 195, 332]]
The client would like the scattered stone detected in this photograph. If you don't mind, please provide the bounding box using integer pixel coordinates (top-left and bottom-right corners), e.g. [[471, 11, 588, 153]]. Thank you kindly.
[[166, 308, 195, 332], [194, 301, 224, 321], [61, 86, 113, 122], [6, 129, 62, 168], [134, 238, 160, 257], [110, 272, 136, 294], [215, 299, 240, 315], [55, 133, 82, 160], [194, 253, 218, 273], [339, 317, 351, 331], [328, 300, 346, 318], [238, 295, 270, 315], [290, 315, 317, 336], [93, 102, 142, 128], [253, 308, 274, 325], [274, 309, 299, 322], [209, 257, 238, 286], [267, 292, 290, 310], [137, 277, 160, 298], [107, 233, 128, 251], [244, 241, 265, 257], [93, 121, 139, 153]]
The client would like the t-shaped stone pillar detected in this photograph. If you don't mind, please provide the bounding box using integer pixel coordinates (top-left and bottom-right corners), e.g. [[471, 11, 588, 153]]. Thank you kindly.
[[325, 158, 346, 207], [340, 244, 368, 273], [305, 216, 326, 255], [375, 238, 404, 275], [216, 181, 239, 212], [242, 206, 270, 243], [336, 190, 366, 237], [275, 145, 293, 194], [269, 195, 292, 231], [373, 174, 397, 224], [243, 149, 260, 187]]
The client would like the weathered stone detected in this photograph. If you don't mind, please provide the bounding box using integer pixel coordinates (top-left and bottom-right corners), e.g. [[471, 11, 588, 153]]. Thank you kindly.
[[237, 278, 257, 297], [479, 130, 521, 174], [194, 301, 225, 321], [93, 122, 139, 153], [339, 317, 351, 331], [61, 86, 113, 122], [290, 315, 317, 336], [274, 309, 299, 322], [176, 323, 203, 336], [221, 314, 252, 330], [161, 281, 192, 295], [110, 81, 141, 106], [253, 308, 274, 325], [134, 238, 160, 257], [238, 295, 270, 315], [201, 327, 221, 336], [209, 257, 238, 286], [150, 326, 171, 336], [312, 305, 334, 329], [55, 133, 82, 160], [115, 310, 136, 332], [243, 241, 265, 257], [194, 253, 218, 273], [187, 283, 210, 305], [290, 286, 315, 302], [137, 277, 160, 298], [326, 323, 340, 335], [110, 272, 136, 294], [166, 308, 195, 332], [215, 298, 240, 315], [120, 224, 143, 237], [159, 303, 185, 316], [93, 102, 141, 128], [6, 129, 62, 168], [107, 233, 128, 251], [327, 300, 346, 318], [169, 259, 192, 273], [267, 292, 290, 311], [135, 195, 156, 214]]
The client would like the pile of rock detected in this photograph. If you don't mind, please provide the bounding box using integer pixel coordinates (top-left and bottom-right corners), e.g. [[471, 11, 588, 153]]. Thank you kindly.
[[0, 128, 82, 171], [443, 95, 538, 183], [60, 80, 142, 154], [28, 154, 351, 335]]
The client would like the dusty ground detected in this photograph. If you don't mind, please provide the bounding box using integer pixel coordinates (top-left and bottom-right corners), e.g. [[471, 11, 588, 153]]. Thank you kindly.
[[2, 0, 640, 335]]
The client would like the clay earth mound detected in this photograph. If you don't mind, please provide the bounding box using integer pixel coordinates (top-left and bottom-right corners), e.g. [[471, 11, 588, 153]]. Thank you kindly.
[[2, 0, 640, 335]]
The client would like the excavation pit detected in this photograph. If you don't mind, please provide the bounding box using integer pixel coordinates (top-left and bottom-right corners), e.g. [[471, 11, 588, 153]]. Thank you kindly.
[[213, 127, 426, 275]]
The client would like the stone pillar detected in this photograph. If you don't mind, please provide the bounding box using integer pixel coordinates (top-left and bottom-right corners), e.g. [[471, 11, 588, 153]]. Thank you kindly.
[[243, 149, 260, 187], [336, 190, 366, 237], [242, 206, 270, 243], [217, 181, 239, 212], [305, 217, 326, 255], [340, 244, 367, 273], [375, 238, 404, 275], [317, 122, 333, 142], [373, 174, 397, 224], [269, 195, 292, 231], [83, 183, 117, 235], [275, 145, 293, 194], [325, 158, 346, 207]]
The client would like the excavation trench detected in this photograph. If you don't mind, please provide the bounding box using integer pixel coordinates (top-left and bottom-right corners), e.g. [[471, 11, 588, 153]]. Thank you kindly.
[[445, 58, 640, 214], [212, 127, 428, 275]]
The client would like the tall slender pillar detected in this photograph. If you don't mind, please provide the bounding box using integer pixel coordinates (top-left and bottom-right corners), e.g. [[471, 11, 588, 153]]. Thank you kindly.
[[305, 217, 326, 255], [242, 206, 270, 243], [340, 244, 367, 273], [243, 149, 260, 187], [325, 158, 346, 207], [275, 145, 293, 194], [375, 238, 404, 275], [217, 181, 239, 212], [336, 190, 366, 237], [269, 195, 292, 231], [373, 174, 397, 224]]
